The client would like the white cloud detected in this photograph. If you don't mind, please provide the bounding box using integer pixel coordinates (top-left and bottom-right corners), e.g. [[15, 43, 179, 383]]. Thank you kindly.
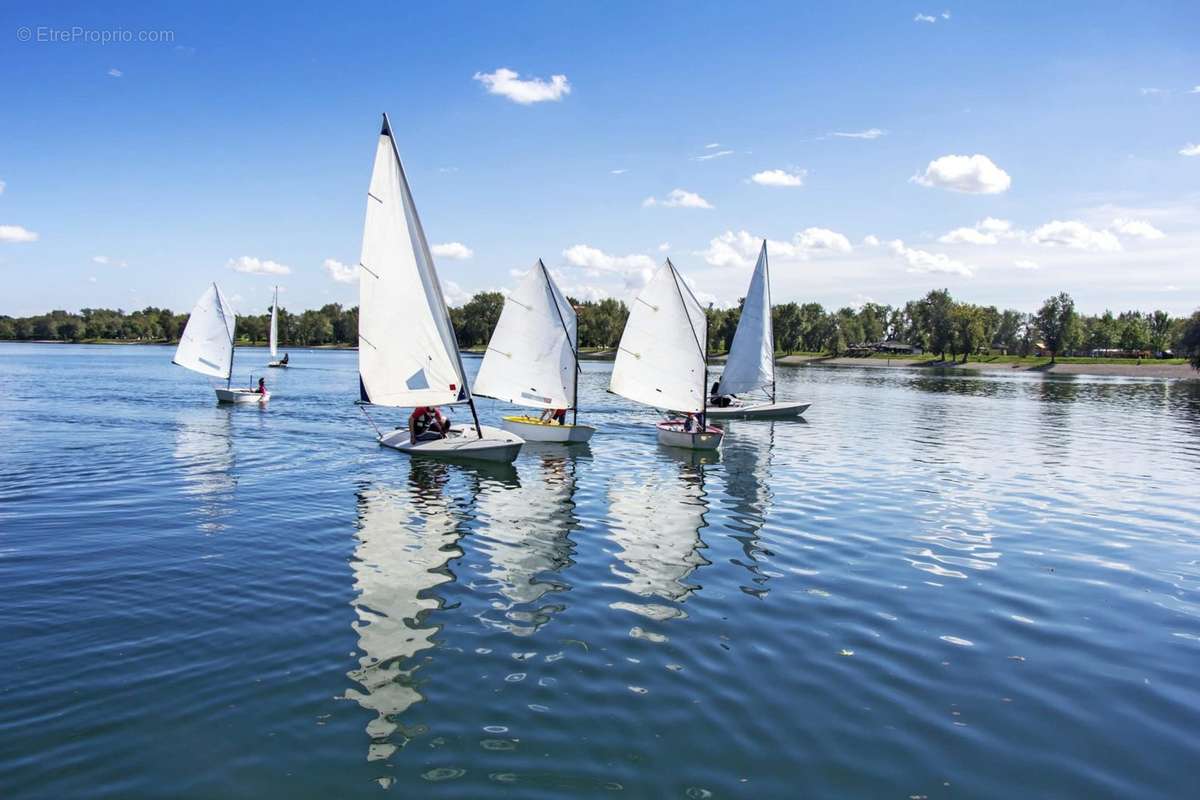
[[1190, 86, 1200, 94], [88, 276, 97, 283], [643, 188, 713, 209], [862, 234, 881, 247], [92, 255, 110, 265], [0, 180, 5, 195], [472, 67, 570, 104], [1110, 218, 1165, 240], [1030, 220, 1121, 252], [750, 169, 805, 187], [658, 242, 671, 252], [0, 225, 39, 243], [92, 255, 128, 267], [1140, 87, 1168, 96], [914, 13, 938, 23], [562, 244, 655, 275], [610, 168, 628, 175], [228, 255, 292, 275], [701, 228, 851, 268], [107, 68, 123, 78], [323, 258, 357, 283], [912, 154, 1011, 194], [943, 10, 951, 18], [694, 149, 734, 161], [1014, 259, 1040, 270], [937, 217, 1016, 245], [887, 239, 974, 276], [832, 128, 886, 140], [441, 279, 471, 306], [1179, 143, 1200, 156], [705, 143, 721, 149], [431, 242, 474, 259]]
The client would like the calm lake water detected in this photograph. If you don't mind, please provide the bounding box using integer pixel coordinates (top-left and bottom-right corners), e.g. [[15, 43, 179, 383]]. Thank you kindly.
[[2, 342, 1198, 798]]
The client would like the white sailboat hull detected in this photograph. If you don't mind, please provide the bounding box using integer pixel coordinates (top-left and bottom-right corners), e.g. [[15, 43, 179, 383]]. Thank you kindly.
[[215, 388, 269, 404], [704, 400, 810, 419], [500, 415, 595, 443], [379, 424, 523, 463], [267, 361, 288, 369], [656, 421, 723, 451]]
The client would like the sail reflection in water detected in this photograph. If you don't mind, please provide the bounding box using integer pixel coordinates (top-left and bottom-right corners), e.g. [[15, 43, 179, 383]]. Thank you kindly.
[[606, 451, 713, 619], [171, 409, 235, 533], [719, 422, 778, 597], [346, 465, 463, 762], [472, 448, 586, 635]]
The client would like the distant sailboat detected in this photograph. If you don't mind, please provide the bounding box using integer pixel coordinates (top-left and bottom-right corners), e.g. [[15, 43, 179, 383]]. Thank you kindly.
[[610, 259, 723, 450], [710, 241, 810, 418], [173, 282, 268, 404], [356, 113, 523, 463], [474, 259, 595, 443], [266, 286, 288, 368]]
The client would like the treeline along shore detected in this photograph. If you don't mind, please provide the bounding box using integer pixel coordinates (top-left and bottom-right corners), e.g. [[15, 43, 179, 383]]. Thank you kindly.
[[5, 288, 1200, 372]]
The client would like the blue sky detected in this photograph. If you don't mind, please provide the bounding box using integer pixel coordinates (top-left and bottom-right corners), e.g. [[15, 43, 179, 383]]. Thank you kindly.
[[2, 1, 1198, 317]]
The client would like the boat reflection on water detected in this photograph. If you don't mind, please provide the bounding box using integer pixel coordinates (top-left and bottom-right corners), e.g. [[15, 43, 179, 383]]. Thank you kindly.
[[171, 408, 235, 533], [473, 444, 588, 635], [606, 447, 714, 620], [345, 460, 516, 762], [717, 421, 777, 598]]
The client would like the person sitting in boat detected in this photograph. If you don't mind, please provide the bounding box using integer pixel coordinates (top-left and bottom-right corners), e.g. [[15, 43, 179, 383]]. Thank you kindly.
[[539, 407, 567, 425], [256, 377, 267, 395], [709, 381, 732, 408], [683, 413, 700, 433], [280, 353, 289, 365], [409, 405, 449, 443]]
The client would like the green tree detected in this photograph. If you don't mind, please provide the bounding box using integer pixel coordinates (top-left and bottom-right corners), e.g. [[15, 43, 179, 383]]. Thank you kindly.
[[952, 303, 986, 362], [1036, 292, 1079, 362], [1147, 310, 1173, 354], [921, 289, 955, 359], [1178, 311, 1200, 370]]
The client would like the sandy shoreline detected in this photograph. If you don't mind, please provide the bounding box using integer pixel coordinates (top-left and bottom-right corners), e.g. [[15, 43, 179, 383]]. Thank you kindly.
[[777, 355, 1198, 380]]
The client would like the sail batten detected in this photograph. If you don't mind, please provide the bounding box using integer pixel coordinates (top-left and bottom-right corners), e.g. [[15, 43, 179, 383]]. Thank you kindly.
[[609, 261, 708, 413], [357, 115, 469, 408], [473, 260, 577, 410], [718, 242, 775, 397], [174, 283, 236, 380]]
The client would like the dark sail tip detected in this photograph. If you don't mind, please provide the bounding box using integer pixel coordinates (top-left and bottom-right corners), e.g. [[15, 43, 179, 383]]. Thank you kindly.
[[359, 375, 371, 404], [380, 114, 392, 137]]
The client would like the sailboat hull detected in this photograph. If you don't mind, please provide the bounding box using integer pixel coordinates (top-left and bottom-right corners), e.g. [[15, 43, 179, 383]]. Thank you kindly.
[[500, 415, 595, 443], [379, 424, 524, 463], [267, 361, 288, 368], [215, 388, 269, 404], [704, 400, 811, 419], [656, 421, 723, 450]]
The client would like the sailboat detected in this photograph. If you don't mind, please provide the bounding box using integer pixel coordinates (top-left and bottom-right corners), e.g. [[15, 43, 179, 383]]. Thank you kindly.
[[355, 113, 523, 464], [473, 259, 595, 443], [610, 259, 723, 450], [708, 241, 811, 419], [266, 285, 288, 368], [173, 282, 268, 404]]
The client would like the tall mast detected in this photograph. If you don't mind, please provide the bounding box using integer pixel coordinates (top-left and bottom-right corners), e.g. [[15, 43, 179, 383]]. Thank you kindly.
[[539, 258, 579, 425], [381, 112, 483, 439], [221, 282, 234, 388], [701, 303, 710, 430], [762, 241, 775, 404]]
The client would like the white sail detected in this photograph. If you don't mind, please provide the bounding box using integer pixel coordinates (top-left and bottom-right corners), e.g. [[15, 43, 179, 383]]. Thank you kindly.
[[173, 283, 236, 379], [358, 115, 468, 408], [269, 286, 278, 358], [609, 260, 708, 413], [473, 260, 576, 409], [717, 241, 774, 397]]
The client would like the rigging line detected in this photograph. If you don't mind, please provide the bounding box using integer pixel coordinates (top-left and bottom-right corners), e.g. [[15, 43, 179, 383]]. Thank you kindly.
[[358, 262, 379, 279], [358, 404, 384, 438], [667, 261, 706, 362]]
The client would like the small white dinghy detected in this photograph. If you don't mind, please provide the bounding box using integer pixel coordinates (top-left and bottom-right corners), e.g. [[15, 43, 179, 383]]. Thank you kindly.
[[355, 114, 523, 464], [266, 286, 288, 368], [703, 400, 811, 419], [610, 259, 724, 451], [474, 259, 595, 444], [656, 420, 723, 450], [173, 283, 269, 404], [709, 240, 810, 419]]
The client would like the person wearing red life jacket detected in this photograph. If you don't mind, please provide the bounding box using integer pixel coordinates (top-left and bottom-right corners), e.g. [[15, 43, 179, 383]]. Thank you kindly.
[[539, 407, 567, 425], [409, 406, 449, 444]]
